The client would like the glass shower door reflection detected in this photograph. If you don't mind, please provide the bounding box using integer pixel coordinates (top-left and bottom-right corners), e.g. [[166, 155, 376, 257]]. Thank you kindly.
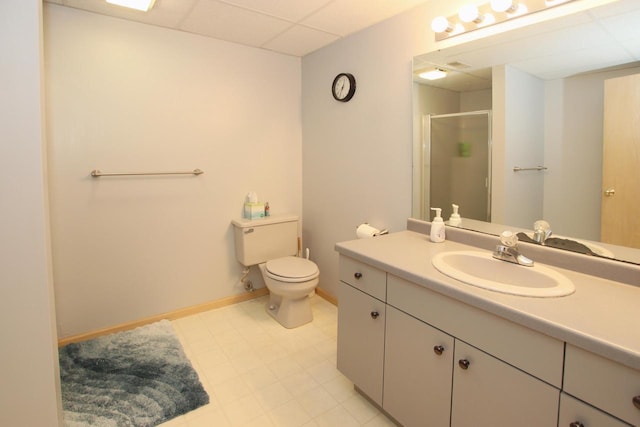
[[425, 111, 491, 223]]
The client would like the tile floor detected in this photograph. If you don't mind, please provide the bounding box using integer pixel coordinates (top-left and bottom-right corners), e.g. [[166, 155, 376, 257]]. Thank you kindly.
[[161, 294, 396, 427]]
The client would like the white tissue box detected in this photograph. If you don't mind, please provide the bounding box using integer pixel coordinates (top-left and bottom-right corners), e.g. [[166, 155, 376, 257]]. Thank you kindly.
[[244, 203, 265, 219]]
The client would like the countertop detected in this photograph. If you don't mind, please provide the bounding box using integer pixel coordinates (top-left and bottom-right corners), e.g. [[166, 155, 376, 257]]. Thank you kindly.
[[335, 230, 640, 371]]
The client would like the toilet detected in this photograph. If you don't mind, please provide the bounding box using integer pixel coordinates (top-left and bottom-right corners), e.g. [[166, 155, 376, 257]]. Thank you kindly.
[[232, 214, 319, 328]]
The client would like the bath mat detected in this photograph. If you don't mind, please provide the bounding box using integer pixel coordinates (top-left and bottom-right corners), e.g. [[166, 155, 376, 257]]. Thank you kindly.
[[59, 320, 209, 427]]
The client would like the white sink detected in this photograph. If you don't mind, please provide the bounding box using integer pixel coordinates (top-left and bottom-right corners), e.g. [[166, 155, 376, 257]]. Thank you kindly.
[[432, 251, 575, 297]]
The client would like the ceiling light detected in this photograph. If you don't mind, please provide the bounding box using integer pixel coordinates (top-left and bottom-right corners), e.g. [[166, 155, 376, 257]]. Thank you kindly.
[[491, 0, 519, 13], [419, 68, 448, 80], [106, 0, 156, 12], [431, 16, 453, 33], [459, 4, 483, 24]]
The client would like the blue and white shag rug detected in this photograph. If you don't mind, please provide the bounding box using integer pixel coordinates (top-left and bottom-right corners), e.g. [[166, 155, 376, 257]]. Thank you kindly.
[[59, 320, 209, 427]]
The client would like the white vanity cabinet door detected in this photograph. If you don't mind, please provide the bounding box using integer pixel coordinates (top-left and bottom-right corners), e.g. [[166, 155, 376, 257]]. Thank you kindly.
[[383, 306, 454, 427], [337, 281, 386, 406], [451, 341, 560, 427], [559, 393, 632, 427]]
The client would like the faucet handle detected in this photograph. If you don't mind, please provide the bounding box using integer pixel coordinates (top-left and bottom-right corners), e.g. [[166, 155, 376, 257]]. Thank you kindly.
[[499, 230, 519, 247]]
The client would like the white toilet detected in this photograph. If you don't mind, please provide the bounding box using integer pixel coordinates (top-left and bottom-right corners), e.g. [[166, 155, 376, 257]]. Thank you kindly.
[[232, 214, 320, 328]]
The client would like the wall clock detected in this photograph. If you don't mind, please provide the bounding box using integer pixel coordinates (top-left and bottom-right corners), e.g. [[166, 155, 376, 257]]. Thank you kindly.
[[332, 73, 356, 102]]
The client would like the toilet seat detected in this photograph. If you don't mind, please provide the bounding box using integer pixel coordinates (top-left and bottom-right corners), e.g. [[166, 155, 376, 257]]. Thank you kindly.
[[265, 256, 319, 283]]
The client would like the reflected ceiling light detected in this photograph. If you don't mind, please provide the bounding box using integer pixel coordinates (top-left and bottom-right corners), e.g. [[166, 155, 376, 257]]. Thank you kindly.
[[419, 68, 448, 80], [490, 0, 519, 13], [431, 16, 453, 33], [459, 4, 483, 23], [106, 0, 156, 11]]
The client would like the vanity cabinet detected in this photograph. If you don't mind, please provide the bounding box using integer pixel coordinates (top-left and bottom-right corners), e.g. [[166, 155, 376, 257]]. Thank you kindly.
[[383, 305, 454, 426], [336, 257, 387, 406], [558, 393, 631, 427], [451, 340, 559, 426], [563, 344, 640, 426]]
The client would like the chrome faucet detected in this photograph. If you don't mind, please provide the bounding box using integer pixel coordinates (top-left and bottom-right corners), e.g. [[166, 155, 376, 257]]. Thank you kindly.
[[492, 231, 534, 267], [533, 220, 552, 244]]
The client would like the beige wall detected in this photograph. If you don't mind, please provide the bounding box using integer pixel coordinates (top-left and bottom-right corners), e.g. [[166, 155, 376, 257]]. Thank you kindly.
[[0, 1, 62, 425], [45, 4, 302, 338]]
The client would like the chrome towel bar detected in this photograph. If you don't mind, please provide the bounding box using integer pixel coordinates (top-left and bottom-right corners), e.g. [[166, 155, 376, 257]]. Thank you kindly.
[[90, 169, 204, 177], [513, 166, 548, 172]]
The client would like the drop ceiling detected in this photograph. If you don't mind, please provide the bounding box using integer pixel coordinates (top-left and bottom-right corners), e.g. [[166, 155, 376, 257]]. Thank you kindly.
[[44, 0, 431, 57]]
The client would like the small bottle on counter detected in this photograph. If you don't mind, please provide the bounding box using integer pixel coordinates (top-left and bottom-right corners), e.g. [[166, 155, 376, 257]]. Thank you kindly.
[[265, 202, 270, 217], [430, 207, 446, 243]]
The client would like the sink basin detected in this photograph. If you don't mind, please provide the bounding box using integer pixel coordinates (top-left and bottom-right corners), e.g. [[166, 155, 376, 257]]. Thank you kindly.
[[432, 251, 575, 297]]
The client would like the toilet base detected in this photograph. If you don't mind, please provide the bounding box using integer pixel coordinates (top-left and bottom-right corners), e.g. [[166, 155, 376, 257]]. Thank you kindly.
[[266, 292, 313, 329]]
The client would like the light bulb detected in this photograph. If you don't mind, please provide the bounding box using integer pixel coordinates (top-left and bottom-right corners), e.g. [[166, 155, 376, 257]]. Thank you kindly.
[[419, 68, 448, 80], [431, 16, 452, 33], [459, 4, 482, 23], [490, 0, 519, 13]]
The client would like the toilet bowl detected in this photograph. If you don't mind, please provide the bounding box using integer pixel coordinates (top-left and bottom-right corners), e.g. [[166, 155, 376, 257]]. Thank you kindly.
[[258, 256, 319, 329]]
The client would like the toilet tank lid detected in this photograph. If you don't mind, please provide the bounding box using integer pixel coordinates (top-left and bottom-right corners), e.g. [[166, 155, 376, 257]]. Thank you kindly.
[[231, 214, 299, 229]]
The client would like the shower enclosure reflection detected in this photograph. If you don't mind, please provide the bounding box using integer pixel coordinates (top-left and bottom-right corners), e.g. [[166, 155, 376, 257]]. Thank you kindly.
[[422, 111, 492, 222]]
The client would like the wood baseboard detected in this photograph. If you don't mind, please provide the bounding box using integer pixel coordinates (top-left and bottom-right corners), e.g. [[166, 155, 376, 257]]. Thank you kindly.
[[58, 288, 269, 347], [315, 287, 337, 306]]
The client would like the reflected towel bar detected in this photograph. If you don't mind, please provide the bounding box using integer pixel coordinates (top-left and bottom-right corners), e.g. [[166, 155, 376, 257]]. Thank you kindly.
[[91, 169, 204, 177], [513, 166, 548, 172]]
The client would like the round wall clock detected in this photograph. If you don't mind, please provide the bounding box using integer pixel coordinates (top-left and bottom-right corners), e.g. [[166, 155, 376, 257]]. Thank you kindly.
[[332, 73, 356, 102]]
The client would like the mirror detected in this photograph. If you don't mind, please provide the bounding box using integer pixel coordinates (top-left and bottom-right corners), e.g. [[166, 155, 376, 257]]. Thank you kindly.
[[412, 0, 640, 264]]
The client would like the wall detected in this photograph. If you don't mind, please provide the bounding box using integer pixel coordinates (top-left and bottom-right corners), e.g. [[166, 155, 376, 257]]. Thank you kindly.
[[0, 1, 62, 425], [493, 65, 545, 228], [45, 4, 302, 338]]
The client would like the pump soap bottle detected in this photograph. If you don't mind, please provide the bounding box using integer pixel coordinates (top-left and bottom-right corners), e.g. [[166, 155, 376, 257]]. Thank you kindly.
[[430, 207, 446, 243], [449, 204, 461, 226]]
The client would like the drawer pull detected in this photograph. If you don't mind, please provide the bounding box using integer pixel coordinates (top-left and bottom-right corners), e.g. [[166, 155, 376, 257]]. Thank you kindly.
[[370, 311, 380, 319], [354, 272, 363, 279], [569, 422, 584, 427], [633, 395, 640, 410], [458, 359, 470, 370], [433, 345, 445, 355]]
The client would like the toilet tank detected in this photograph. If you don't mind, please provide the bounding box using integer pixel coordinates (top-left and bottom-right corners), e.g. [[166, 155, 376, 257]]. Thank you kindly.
[[231, 214, 299, 266]]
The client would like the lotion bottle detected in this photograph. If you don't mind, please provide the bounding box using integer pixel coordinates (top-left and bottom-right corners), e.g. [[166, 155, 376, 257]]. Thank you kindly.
[[430, 207, 446, 243], [449, 204, 461, 226]]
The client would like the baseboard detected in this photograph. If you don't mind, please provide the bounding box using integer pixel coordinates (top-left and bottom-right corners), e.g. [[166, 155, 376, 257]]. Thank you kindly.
[[58, 288, 269, 347], [315, 287, 337, 306]]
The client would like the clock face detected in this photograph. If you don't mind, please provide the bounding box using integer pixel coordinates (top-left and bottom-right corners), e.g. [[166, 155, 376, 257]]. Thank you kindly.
[[332, 73, 356, 102]]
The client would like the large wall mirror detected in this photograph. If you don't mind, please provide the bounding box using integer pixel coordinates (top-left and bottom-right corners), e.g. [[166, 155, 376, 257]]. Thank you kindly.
[[412, 0, 640, 264]]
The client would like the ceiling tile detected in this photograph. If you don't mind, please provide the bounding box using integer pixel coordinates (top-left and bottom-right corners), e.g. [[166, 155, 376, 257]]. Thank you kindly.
[[263, 24, 340, 56], [218, 0, 334, 22], [301, 0, 428, 36], [180, 0, 292, 47]]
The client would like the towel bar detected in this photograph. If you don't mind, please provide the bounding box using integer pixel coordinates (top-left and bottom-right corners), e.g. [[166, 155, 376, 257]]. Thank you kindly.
[[90, 169, 204, 177]]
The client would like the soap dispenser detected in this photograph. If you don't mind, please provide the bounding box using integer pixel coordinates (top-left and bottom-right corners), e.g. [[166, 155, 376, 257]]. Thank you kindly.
[[449, 204, 461, 226], [430, 207, 446, 243]]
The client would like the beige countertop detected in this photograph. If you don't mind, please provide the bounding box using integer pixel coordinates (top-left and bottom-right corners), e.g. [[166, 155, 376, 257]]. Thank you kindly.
[[335, 230, 640, 371]]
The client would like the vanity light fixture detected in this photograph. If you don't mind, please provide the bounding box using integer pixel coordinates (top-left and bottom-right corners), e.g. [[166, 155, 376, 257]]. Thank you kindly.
[[419, 68, 448, 81], [432, 0, 576, 41], [106, 0, 156, 12]]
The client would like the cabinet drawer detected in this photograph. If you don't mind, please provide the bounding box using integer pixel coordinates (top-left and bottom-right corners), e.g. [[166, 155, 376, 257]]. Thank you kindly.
[[564, 345, 640, 426], [387, 274, 564, 387], [559, 393, 631, 427], [339, 256, 386, 301]]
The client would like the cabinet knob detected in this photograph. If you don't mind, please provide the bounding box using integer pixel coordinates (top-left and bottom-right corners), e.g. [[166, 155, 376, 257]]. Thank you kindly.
[[370, 311, 380, 319], [633, 395, 640, 410], [354, 272, 363, 279], [569, 422, 584, 427], [458, 359, 470, 370], [433, 345, 445, 355]]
